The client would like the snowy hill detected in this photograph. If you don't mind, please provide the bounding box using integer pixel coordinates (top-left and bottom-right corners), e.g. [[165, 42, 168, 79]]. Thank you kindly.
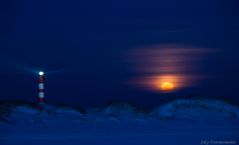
[[97, 101, 147, 122], [151, 98, 239, 120], [100, 101, 140, 116], [0, 101, 85, 124], [0, 101, 39, 117], [1, 98, 239, 124], [1, 99, 239, 145]]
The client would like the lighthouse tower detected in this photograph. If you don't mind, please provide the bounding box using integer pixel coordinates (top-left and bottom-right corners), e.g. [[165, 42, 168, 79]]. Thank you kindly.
[[38, 71, 45, 103]]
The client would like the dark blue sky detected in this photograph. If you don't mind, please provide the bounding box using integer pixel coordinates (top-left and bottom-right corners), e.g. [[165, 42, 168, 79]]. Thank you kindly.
[[1, 0, 239, 108]]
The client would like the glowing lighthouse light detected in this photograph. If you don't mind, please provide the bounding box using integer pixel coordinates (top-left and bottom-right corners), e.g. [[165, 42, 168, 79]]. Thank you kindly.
[[38, 71, 45, 103], [39, 71, 44, 76]]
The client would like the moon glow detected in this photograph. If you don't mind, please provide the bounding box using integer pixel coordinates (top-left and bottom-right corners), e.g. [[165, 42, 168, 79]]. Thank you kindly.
[[160, 81, 174, 91]]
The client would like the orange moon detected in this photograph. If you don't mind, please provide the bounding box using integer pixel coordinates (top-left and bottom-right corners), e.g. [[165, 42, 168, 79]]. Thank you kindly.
[[160, 81, 174, 91]]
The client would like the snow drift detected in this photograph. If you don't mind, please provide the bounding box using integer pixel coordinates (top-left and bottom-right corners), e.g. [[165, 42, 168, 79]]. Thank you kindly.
[[1, 99, 239, 145], [1, 98, 239, 124], [151, 98, 239, 120], [100, 101, 141, 116], [97, 101, 147, 122], [0, 101, 85, 124]]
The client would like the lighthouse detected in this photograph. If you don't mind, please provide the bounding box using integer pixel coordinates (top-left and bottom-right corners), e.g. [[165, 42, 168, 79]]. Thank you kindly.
[[38, 71, 45, 103]]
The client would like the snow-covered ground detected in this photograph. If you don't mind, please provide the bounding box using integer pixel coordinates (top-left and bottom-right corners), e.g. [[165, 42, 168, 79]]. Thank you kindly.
[[0, 98, 239, 145]]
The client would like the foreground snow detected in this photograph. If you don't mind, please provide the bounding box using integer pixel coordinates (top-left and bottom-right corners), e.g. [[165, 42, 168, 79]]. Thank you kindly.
[[0, 98, 239, 145], [1, 120, 238, 145]]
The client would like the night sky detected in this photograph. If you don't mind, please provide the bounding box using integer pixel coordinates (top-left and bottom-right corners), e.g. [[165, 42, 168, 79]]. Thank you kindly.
[[1, 0, 239, 108]]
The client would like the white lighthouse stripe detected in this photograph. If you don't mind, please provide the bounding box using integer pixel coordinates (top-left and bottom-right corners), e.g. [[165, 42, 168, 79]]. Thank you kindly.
[[39, 92, 45, 98], [38, 83, 44, 90]]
